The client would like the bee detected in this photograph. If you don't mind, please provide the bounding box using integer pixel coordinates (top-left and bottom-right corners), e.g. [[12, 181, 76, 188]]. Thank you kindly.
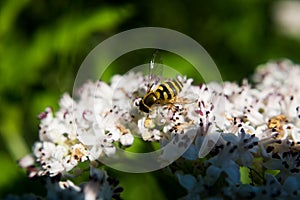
[[139, 52, 184, 113], [139, 80, 184, 113]]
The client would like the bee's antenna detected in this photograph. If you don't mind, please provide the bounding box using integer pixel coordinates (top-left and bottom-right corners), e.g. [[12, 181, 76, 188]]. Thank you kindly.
[[147, 50, 157, 88], [149, 50, 159, 80], [148, 50, 163, 89]]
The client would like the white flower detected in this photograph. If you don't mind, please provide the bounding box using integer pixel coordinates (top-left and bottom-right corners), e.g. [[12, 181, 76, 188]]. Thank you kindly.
[[25, 72, 147, 176], [221, 130, 259, 167], [254, 174, 283, 199], [263, 151, 300, 182], [282, 174, 300, 198], [206, 154, 240, 185], [204, 164, 222, 186], [25, 166, 123, 200], [78, 127, 116, 161], [188, 83, 226, 158], [138, 117, 162, 141], [176, 173, 204, 200], [38, 107, 71, 144], [223, 178, 257, 199], [120, 132, 134, 147], [83, 166, 123, 200]]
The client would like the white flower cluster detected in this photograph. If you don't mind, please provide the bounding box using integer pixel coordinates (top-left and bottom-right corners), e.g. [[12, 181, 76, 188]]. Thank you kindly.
[[6, 166, 123, 200], [17, 60, 300, 199], [177, 60, 300, 199]]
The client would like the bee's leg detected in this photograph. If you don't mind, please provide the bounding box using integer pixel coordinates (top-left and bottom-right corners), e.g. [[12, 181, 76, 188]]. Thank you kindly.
[[144, 114, 155, 129], [163, 97, 184, 113], [175, 96, 193, 104], [169, 119, 194, 134]]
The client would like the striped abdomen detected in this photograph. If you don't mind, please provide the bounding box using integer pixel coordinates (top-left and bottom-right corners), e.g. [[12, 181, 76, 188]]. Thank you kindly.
[[154, 80, 183, 102]]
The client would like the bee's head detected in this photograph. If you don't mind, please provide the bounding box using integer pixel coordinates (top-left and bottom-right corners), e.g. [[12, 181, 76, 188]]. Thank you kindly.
[[139, 99, 150, 113]]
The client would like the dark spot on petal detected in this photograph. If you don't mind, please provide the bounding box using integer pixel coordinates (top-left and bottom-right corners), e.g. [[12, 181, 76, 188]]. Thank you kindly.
[[266, 146, 274, 153]]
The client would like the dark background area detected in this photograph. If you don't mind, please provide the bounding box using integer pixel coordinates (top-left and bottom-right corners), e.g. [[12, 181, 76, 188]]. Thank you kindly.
[[1, 0, 300, 199]]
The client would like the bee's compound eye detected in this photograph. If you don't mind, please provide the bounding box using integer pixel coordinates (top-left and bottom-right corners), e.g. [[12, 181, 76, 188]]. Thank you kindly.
[[134, 98, 141, 106]]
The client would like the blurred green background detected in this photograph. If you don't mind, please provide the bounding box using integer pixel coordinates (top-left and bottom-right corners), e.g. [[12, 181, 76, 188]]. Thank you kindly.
[[1, 0, 300, 199]]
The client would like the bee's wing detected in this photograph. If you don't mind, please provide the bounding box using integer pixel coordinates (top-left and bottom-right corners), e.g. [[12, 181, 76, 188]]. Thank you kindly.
[[148, 50, 163, 90], [198, 131, 221, 158]]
